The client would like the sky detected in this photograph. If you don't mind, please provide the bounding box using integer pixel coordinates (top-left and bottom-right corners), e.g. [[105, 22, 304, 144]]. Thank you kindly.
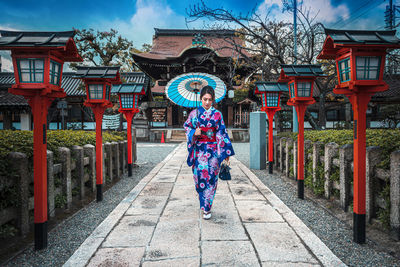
[[0, 0, 390, 71]]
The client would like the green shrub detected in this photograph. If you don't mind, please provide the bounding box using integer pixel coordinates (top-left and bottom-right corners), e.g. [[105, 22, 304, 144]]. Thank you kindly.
[[0, 130, 126, 211]]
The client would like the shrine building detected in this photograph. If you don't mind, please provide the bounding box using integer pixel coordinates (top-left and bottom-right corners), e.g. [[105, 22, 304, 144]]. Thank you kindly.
[[131, 28, 251, 127]]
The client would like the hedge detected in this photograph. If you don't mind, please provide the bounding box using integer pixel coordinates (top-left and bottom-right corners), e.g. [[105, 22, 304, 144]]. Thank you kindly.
[[0, 130, 126, 176]]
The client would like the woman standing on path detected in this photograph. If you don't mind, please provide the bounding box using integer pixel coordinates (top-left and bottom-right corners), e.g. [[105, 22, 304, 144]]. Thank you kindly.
[[184, 85, 235, 220]]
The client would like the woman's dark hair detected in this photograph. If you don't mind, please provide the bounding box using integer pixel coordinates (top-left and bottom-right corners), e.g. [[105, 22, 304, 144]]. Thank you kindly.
[[200, 85, 215, 100]]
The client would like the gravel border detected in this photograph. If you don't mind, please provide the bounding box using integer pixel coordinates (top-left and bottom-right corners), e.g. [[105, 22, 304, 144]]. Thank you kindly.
[[2, 143, 178, 267], [233, 142, 400, 267]]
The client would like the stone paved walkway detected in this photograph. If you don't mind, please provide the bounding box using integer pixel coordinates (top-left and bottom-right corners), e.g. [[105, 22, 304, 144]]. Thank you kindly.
[[63, 143, 346, 267]]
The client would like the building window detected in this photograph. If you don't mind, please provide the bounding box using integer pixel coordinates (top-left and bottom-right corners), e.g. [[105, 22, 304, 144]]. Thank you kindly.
[[297, 82, 312, 97], [356, 56, 380, 80], [49, 60, 61, 85], [121, 94, 134, 109], [289, 83, 295, 98], [88, 84, 104, 99], [326, 110, 337, 120], [17, 58, 44, 83], [266, 92, 279, 107], [338, 57, 351, 82]]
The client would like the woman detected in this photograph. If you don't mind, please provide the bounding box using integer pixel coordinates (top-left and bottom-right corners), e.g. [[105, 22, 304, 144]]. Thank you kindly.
[[184, 85, 235, 220]]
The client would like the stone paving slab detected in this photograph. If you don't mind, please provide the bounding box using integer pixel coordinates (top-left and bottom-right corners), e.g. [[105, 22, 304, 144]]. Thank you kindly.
[[201, 240, 259, 266], [64, 143, 346, 267]]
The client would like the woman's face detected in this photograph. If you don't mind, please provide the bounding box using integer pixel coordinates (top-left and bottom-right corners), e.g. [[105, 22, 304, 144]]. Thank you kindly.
[[201, 93, 213, 109]]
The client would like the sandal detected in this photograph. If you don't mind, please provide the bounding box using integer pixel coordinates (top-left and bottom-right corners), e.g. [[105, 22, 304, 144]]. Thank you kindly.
[[203, 211, 212, 220]]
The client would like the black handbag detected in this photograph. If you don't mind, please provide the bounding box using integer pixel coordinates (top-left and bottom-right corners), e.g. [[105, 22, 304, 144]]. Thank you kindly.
[[219, 161, 231, 180]]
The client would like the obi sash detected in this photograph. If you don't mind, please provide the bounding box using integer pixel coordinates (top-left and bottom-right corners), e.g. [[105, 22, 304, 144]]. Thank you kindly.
[[197, 127, 217, 142]]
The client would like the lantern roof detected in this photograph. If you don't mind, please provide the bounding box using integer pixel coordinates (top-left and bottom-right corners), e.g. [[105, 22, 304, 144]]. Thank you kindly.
[[254, 81, 288, 93], [317, 28, 400, 59], [324, 28, 400, 45], [112, 83, 146, 95], [74, 66, 122, 84], [0, 30, 82, 62], [280, 64, 325, 77]]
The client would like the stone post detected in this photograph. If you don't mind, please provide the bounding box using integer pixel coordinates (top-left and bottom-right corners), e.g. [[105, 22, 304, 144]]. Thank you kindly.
[[133, 128, 137, 163], [103, 143, 108, 183], [111, 142, 120, 179], [279, 137, 287, 172], [9, 152, 29, 235], [119, 141, 126, 175], [293, 140, 298, 179], [366, 146, 381, 222], [249, 112, 266, 169], [47, 150, 55, 218], [83, 144, 96, 192], [273, 136, 280, 169], [105, 142, 113, 183], [285, 139, 293, 178], [304, 140, 312, 179], [390, 150, 400, 241], [312, 141, 323, 186], [58, 147, 72, 210], [339, 144, 353, 212], [72, 146, 85, 200], [324, 142, 339, 199]]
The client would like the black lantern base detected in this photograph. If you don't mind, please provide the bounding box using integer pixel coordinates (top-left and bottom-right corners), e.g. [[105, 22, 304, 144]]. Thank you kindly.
[[298, 180, 304, 199], [96, 184, 103, 202], [354, 213, 366, 244], [34, 221, 48, 250], [128, 163, 132, 177], [268, 161, 273, 174]]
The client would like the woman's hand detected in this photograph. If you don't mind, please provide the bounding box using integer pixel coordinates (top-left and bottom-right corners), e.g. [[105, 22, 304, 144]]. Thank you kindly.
[[194, 128, 201, 136]]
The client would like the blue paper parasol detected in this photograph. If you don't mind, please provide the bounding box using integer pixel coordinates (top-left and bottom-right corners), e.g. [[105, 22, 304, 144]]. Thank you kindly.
[[165, 72, 226, 108]]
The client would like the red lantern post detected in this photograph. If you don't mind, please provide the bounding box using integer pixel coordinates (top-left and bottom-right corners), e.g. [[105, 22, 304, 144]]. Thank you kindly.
[[278, 65, 324, 200], [113, 83, 146, 176], [317, 28, 400, 243], [74, 66, 121, 202], [254, 82, 288, 174], [0, 30, 82, 250]]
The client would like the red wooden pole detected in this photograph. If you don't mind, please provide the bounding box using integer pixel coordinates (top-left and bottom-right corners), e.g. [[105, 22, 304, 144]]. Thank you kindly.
[[124, 111, 135, 177], [92, 105, 105, 202], [295, 104, 307, 199], [266, 109, 277, 174], [349, 93, 371, 243], [29, 94, 52, 250]]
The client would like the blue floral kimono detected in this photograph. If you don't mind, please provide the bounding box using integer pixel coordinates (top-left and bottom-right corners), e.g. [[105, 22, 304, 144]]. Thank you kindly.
[[184, 106, 235, 212]]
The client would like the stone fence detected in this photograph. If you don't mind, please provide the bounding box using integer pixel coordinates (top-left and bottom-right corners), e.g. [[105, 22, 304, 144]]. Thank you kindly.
[[271, 136, 400, 241], [0, 133, 136, 237]]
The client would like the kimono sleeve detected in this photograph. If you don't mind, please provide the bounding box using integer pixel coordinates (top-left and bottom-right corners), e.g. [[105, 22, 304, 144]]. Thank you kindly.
[[183, 109, 198, 166], [215, 111, 235, 164]]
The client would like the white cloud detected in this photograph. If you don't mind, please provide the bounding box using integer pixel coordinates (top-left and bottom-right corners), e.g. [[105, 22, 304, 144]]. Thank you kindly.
[[256, 0, 350, 24], [0, 25, 19, 31], [92, 0, 192, 47], [0, 51, 13, 72]]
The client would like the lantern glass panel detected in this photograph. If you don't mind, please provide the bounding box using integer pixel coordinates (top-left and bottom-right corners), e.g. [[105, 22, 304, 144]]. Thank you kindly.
[[121, 94, 134, 109], [297, 82, 312, 97], [261, 94, 266, 107], [356, 56, 380, 80], [88, 84, 104, 99], [135, 95, 139, 109], [17, 58, 44, 83], [266, 92, 279, 107], [338, 57, 351, 82], [105, 85, 111, 100], [289, 83, 295, 98], [49, 60, 61, 85]]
